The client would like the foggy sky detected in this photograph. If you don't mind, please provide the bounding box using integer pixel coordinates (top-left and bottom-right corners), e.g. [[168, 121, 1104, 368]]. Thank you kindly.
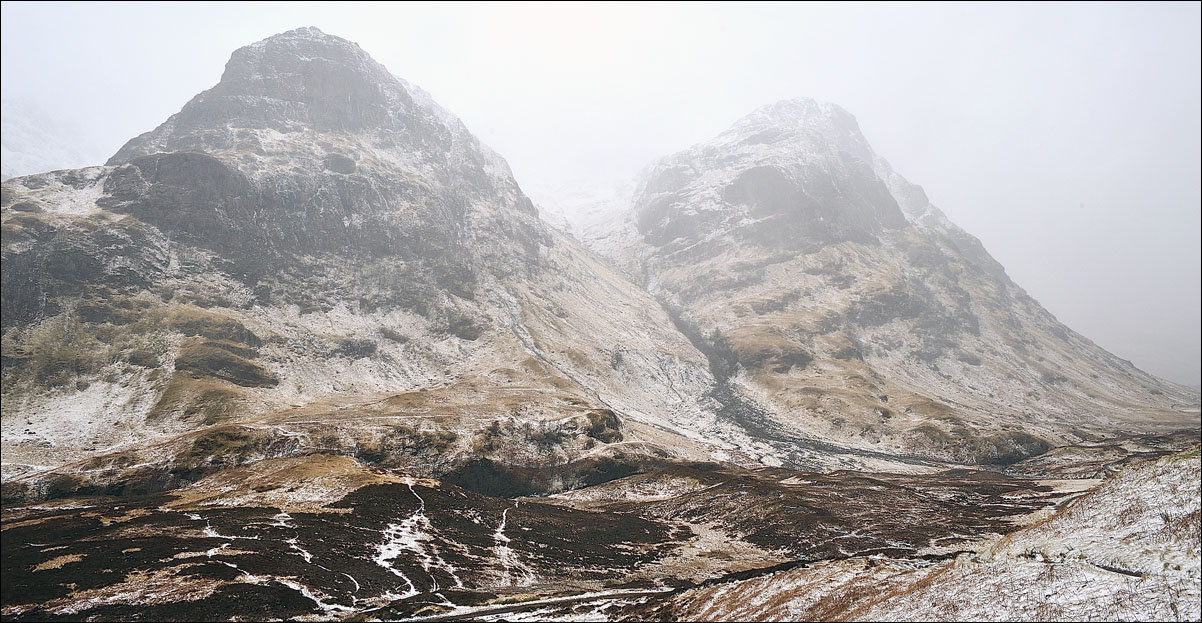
[[2, 1, 1199, 387]]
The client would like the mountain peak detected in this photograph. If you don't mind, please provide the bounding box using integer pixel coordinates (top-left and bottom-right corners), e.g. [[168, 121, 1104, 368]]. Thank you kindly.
[[266, 25, 333, 39], [731, 98, 859, 135], [704, 97, 877, 176], [632, 98, 903, 250], [108, 27, 428, 165], [222, 25, 376, 83]]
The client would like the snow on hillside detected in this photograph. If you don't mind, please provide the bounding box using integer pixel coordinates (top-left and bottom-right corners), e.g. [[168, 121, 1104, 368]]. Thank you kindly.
[[862, 444, 1202, 621], [639, 446, 1201, 622]]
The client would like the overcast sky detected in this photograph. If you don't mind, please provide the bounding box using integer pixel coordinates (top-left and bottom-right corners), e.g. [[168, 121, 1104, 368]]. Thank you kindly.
[[2, 1, 1199, 387]]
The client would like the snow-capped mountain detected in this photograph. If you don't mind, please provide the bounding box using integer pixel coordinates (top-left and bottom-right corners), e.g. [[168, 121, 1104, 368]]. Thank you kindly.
[[585, 98, 1197, 465], [2, 30, 1195, 490], [1, 27, 720, 494], [0, 28, 1197, 623]]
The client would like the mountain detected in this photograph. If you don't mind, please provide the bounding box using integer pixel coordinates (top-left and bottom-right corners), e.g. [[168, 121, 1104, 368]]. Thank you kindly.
[[587, 98, 1198, 466], [1, 27, 719, 497], [1, 28, 1197, 622]]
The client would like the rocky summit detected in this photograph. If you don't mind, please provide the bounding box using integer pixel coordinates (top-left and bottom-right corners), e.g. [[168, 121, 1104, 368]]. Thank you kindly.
[[1, 27, 1198, 622]]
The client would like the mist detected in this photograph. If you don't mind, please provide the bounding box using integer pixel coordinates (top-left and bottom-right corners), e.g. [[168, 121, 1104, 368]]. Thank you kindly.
[[2, 1, 1198, 387]]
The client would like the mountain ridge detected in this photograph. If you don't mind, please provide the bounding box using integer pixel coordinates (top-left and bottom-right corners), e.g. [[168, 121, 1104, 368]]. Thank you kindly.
[[2, 30, 1195, 486], [0, 27, 1197, 622]]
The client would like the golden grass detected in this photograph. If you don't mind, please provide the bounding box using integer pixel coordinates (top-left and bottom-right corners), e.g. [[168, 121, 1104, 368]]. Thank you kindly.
[[146, 373, 246, 424], [32, 554, 85, 572], [162, 454, 413, 513]]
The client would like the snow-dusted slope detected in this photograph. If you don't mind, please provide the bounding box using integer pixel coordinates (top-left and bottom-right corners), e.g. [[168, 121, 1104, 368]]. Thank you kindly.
[[871, 445, 1201, 621], [594, 98, 1197, 465], [0, 28, 718, 490], [622, 445, 1201, 622], [1, 33, 1196, 490]]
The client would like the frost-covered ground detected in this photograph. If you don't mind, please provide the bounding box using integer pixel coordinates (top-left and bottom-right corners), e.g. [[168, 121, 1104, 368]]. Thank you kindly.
[[859, 445, 1201, 621], [3, 448, 1101, 621], [620, 445, 1201, 622]]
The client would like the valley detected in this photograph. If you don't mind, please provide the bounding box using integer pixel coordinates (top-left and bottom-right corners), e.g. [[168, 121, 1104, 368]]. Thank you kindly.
[[9, 432, 1188, 621], [1, 26, 1198, 622]]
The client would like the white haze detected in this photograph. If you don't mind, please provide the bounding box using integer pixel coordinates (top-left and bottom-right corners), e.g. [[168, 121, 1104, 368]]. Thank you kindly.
[[2, 1, 1199, 388]]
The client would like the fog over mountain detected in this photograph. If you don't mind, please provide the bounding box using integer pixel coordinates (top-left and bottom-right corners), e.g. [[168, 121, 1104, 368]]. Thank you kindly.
[[1, 98, 107, 181], [1, 18, 1198, 623], [1, 2, 1198, 388]]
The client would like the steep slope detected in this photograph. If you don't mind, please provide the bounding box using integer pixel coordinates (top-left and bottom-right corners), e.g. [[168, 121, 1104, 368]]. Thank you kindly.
[[596, 98, 1197, 465], [0, 27, 717, 494], [858, 444, 1200, 621]]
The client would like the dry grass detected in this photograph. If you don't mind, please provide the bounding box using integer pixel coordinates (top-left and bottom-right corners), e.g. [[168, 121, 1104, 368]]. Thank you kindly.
[[807, 572, 882, 620], [838, 562, 952, 620], [163, 454, 412, 512], [9, 315, 114, 388], [146, 373, 246, 425], [32, 554, 85, 572], [166, 305, 260, 345]]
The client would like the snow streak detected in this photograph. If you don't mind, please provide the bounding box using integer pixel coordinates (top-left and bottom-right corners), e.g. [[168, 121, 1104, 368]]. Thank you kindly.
[[372, 481, 464, 600], [494, 503, 535, 586]]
